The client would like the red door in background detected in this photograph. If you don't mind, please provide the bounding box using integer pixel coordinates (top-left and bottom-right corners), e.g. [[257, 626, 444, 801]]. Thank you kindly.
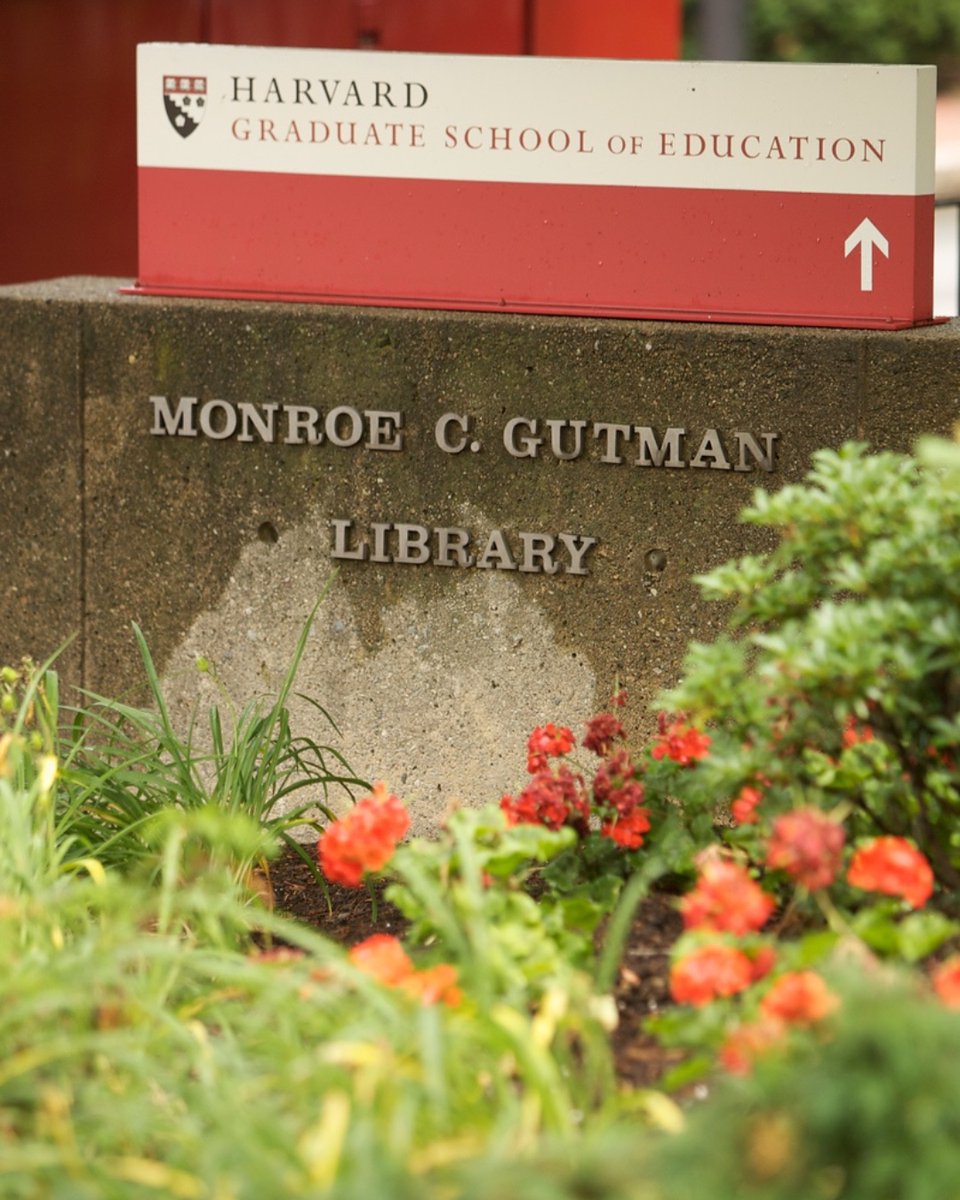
[[0, 0, 680, 285]]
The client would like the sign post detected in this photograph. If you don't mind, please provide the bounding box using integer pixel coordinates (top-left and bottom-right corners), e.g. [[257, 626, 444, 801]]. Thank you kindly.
[[130, 45, 937, 329]]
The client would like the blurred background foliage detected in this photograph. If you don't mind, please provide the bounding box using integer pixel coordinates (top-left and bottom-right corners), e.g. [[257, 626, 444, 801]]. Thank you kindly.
[[685, 0, 960, 86]]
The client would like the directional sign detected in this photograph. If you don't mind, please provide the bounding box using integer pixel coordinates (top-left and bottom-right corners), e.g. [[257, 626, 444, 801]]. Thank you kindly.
[[845, 218, 890, 292], [130, 46, 937, 329]]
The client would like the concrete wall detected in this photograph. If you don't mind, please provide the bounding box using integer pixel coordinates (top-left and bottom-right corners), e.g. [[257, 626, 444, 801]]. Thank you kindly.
[[2, 276, 958, 826]]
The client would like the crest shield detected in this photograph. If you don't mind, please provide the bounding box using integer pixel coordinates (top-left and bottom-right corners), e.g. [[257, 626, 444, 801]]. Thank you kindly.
[[163, 75, 207, 138]]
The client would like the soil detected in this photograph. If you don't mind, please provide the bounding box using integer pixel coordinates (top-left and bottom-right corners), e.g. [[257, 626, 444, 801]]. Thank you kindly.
[[266, 842, 683, 1088]]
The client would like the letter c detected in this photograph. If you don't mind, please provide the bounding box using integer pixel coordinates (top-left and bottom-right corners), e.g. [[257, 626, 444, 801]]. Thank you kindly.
[[435, 412, 470, 453]]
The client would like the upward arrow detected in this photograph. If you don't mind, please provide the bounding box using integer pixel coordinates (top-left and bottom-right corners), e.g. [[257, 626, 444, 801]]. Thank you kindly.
[[844, 218, 889, 292]]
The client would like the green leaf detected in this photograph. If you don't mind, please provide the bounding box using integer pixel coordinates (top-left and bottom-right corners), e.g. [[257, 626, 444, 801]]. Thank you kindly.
[[895, 910, 960, 963], [851, 902, 902, 955]]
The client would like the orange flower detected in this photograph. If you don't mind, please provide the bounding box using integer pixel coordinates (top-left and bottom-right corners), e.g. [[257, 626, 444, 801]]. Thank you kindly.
[[403, 962, 463, 1007], [680, 859, 776, 935], [748, 944, 777, 983], [317, 782, 410, 887], [349, 934, 462, 1007], [842, 717, 875, 748], [732, 785, 763, 826], [846, 836, 934, 909], [348, 933, 413, 986], [670, 943, 755, 1007], [931, 956, 960, 1008], [765, 808, 845, 891], [720, 1018, 784, 1075], [651, 720, 711, 765], [760, 971, 839, 1026]]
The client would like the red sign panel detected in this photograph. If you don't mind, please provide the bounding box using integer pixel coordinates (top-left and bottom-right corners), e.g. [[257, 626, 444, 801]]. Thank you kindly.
[[131, 47, 938, 329]]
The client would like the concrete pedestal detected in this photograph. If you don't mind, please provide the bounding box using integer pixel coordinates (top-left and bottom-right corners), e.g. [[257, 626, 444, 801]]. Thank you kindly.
[[2, 277, 958, 825]]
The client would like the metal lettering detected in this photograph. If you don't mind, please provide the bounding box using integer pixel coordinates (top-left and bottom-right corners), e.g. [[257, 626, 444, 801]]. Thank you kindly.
[[558, 533, 598, 576], [370, 522, 392, 563], [328, 519, 598, 574], [690, 428, 732, 470], [593, 422, 632, 463], [518, 532, 559, 574], [395, 523, 431, 564], [365, 410, 403, 451], [476, 530, 518, 570], [283, 405, 322, 445], [149, 395, 198, 436], [198, 399, 237, 440], [635, 426, 686, 468], [503, 417, 542, 459], [435, 527, 474, 567], [324, 405, 364, 447], [734, 431, 778, 472], [237, 402, 278, 443], [546, 419, 587, 461], [330, 518, 366, 560], [435, 412, 470, 454]]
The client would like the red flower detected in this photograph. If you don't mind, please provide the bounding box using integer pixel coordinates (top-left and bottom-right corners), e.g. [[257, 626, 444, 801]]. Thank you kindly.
[[526, 723, 575, 773], [932, 956, 960, 1008], [680, 860, 776, 935], [651, 720, 711, 765], [720, 1018, 784, 1075], [583, 711, 626, 756], [765, 808, 845, 891], [601, 806, 652, 849], [748, 945, 777, 983], [842, 717, 875, 748], [592, 749, 645, 813], [847, 836, 934, 909], [732, 785, 763, 826], [760, 971, 839, 1026], [670, 944, 754, 1007], [501, 765, 589, 832], [317, 782, 410, 887]]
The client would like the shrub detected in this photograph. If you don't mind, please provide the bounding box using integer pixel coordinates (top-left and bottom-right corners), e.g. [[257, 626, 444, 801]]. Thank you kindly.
[[638, 438, 960, 1087], [656, 440, 960, 894], [747, 0, 960, 77], [654, 971, 960, 1200], [683, 0, 960, 85]]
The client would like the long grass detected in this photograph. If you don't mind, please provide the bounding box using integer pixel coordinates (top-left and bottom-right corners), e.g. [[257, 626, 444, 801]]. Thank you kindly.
[[53, 592, 368, 881]]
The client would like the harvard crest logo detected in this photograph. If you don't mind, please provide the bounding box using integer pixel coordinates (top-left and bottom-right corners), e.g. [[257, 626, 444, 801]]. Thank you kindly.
[[163, 75, 207, 138]]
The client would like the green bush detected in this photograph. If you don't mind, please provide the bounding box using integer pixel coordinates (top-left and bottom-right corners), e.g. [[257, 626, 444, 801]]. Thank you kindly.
[[684, 0, 960, 82], [653, 971, 960, 1200], [748, 0, 960, 74], [658, 440, 960, 895]]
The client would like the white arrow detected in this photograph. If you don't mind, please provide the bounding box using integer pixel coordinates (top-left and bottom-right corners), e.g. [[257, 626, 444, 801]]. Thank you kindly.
[[844, 218, 889, 292]]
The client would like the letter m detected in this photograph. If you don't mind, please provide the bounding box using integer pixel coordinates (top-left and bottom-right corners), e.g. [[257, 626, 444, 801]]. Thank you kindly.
[[635, 426, 685, 468], [149, 395, 198, 437]]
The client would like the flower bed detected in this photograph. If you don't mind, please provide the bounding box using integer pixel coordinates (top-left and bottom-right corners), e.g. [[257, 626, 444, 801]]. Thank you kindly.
[[3, 434, 960, 1197]]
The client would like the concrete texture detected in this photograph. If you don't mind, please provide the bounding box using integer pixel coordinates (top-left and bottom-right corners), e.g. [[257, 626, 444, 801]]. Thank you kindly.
[[2, 276, 960, 828], [0, 287, 83, 686]]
